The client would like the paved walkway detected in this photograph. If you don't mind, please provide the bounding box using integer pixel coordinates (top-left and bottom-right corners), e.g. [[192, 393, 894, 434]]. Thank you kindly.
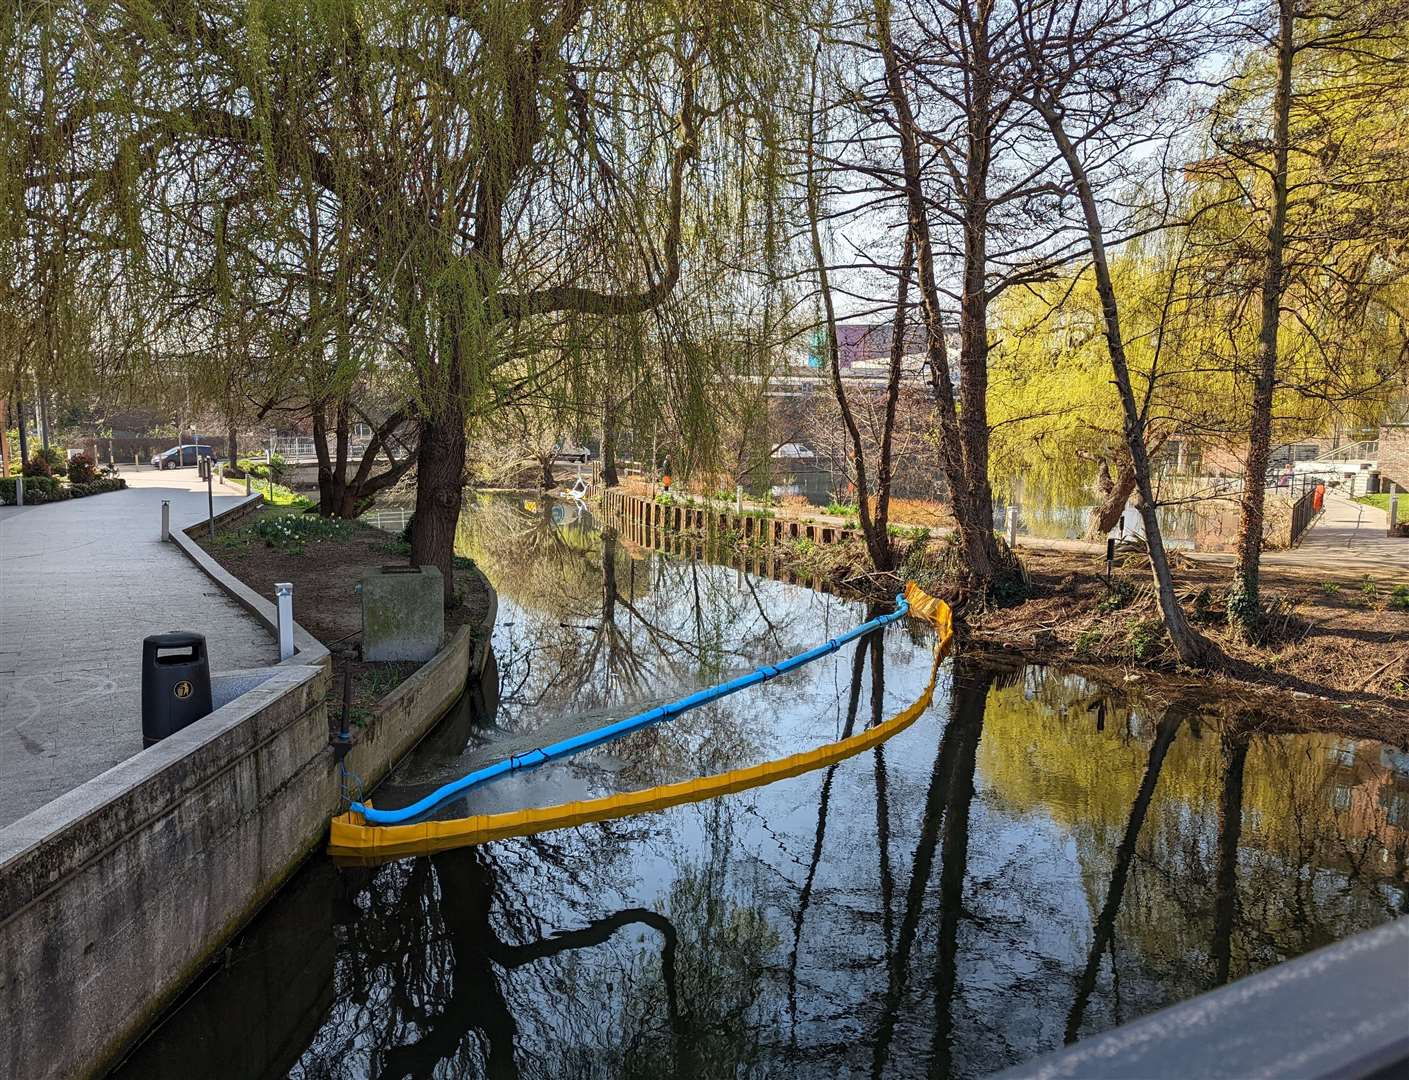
[[1260, 492, 1406, 578], [0, 470, 276, 828]]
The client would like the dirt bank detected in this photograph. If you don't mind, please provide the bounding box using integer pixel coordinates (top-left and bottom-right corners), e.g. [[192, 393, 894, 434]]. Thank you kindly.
[[199, 507, 492, 722]]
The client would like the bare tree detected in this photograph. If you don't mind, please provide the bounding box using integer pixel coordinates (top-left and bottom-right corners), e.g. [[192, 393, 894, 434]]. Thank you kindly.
[[1017, 0, 1223, 666]]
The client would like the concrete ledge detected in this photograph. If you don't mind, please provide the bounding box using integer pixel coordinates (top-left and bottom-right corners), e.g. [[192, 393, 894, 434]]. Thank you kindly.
[[343, 574, 499, 792], [0, 663, 333, 1080], [169, 495, 330, 673]]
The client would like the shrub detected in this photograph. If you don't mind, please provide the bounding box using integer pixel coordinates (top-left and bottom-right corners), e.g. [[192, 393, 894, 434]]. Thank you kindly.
[[1389, 585, 1409, 613], [22, 453, 53, 477], [34, 446, 67, 476], [0, 475, 67, 504], [1126, 619, 1167, 662], [70, 477, 126, 498], [238, 453, 287, 483], [66, 453, 98, 484]]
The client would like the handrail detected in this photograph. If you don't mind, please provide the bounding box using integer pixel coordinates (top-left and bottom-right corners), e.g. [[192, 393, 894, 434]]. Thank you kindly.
[[1313, 439, 1378, 463]]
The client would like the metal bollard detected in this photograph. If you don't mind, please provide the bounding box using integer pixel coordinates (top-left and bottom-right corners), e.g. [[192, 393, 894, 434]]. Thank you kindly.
[[161, 499, 170, 541], [275, 582, 295, 661], [14, 476, 22, 507], [1391, 494, 1400, 536], [1006, 505, 1019, 548], [245, 471, 251, 496], [205, 462, 216, 540]]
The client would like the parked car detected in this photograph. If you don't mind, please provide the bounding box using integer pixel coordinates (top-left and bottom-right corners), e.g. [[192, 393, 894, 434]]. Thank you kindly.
[[554, 442, 592, 463], [151, 444, 219, 470]]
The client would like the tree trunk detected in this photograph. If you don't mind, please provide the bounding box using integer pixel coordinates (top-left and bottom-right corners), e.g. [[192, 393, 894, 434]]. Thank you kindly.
[[0, 397, 9, 475], [226, 418, 239, 468], [410, 396, 467, 608], [1038, 101, 1217, 667], [601, 392, 619, 487], [1067, 708, 1184, 1043], [1211, 731, 1249, 987], [873, 235, 914, 566], [539, 456, 556, 490], [874, 0, 999, 592], [312, 404, 340, 517], [1085, 456, 1138, 541], [805, 53, 891, 573], [954, 2, 1004, 587], [1230, 0, 1294, 634], [16, 390, 29, 466]]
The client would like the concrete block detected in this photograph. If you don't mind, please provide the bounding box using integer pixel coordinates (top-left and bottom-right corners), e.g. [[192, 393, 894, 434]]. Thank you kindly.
[[360, 566, 444, 661]]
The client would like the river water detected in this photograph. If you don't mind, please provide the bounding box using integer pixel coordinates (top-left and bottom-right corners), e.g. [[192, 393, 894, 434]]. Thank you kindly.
[[113, 494, 1408, 1079]]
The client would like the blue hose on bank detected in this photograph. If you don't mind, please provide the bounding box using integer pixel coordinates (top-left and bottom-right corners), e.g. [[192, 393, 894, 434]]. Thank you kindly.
[[350, 592, 910, 825]]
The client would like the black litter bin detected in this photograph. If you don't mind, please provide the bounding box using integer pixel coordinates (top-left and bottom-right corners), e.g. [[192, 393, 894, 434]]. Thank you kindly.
[[142, 632, 213, 747]]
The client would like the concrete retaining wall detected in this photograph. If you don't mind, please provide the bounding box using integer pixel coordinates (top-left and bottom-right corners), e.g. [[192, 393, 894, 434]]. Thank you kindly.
[[0, 663, 331, 1080], [0, 495, 499, 1079]]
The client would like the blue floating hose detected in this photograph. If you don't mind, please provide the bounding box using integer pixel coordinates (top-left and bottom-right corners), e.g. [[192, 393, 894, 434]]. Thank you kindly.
[[351, 592, 910, 825]]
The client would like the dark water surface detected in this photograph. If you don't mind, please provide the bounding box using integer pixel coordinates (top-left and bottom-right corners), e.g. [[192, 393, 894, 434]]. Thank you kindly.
[[114, 495, 1409, 1079]]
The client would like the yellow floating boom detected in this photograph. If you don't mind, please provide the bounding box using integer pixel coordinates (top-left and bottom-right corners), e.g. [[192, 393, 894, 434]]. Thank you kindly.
[[329, 582, 953, 865]]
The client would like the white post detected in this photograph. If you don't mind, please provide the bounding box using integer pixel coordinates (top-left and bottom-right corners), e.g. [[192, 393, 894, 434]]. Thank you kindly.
[[736, 484, 744, 515], [1007, 505, 1019, 548], [160, 499, 170, 541], [1390, 493, 1400, 536], [245, 470, 251, 496], [275, 582, 295, 661], [14, 475, 24, 507]]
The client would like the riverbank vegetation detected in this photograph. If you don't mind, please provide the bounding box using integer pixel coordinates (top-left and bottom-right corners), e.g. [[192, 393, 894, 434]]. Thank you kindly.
[[6, 0, 1407, 673]]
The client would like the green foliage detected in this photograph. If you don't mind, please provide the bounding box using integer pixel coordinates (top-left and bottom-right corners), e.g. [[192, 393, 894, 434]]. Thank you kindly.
[[886, 523, 928, 542], [1125, 619, 1167, 662], [1073, 627, 1104, 657], [825, 499, 856, 516], [1098, 578, 1136, 613], [1320, 581, 1342, 597], [69, 477, 126, 498], [1389, 585, 1409, 612], [237, 455, 287, 483], [0, 475, 61, 502]]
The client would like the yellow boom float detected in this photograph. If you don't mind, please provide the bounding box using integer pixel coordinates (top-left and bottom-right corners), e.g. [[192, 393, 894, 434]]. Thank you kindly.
[[329, 582, 953, 865]]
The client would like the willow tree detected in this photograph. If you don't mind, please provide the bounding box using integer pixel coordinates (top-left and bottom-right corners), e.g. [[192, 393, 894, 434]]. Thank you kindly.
[[1190, 0, 1409, 632], [14, 0, 809, 601]]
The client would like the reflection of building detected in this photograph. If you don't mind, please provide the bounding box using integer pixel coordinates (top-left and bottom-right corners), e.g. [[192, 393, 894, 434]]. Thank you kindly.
[[1325, 739, 1409, 878]]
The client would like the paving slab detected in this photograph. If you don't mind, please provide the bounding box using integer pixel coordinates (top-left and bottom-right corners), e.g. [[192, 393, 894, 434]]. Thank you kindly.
[[0, 469, 276, 827]]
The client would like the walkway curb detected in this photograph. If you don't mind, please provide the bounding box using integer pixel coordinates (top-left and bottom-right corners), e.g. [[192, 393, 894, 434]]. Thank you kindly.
[[167, 494, 331, 672]]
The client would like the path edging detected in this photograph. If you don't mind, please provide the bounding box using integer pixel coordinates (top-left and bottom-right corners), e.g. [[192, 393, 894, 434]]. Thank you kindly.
[[169, 494, 331, 671]]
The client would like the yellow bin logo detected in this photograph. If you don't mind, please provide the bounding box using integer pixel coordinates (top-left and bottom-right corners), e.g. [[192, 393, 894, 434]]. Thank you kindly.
[[173, 680, 193, 700]]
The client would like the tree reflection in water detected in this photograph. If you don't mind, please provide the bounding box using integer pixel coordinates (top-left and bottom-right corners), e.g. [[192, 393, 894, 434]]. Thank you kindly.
[[116, 495, 1409, 1080]]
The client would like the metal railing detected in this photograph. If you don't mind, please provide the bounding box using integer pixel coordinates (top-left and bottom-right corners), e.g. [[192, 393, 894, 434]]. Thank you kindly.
[[260, 436, 374, 464], [1313, 439, 1378, 463], [1288, 486, 1318, 546], [360, 506, 414, 533], [989, 917, 1409, 1080]]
